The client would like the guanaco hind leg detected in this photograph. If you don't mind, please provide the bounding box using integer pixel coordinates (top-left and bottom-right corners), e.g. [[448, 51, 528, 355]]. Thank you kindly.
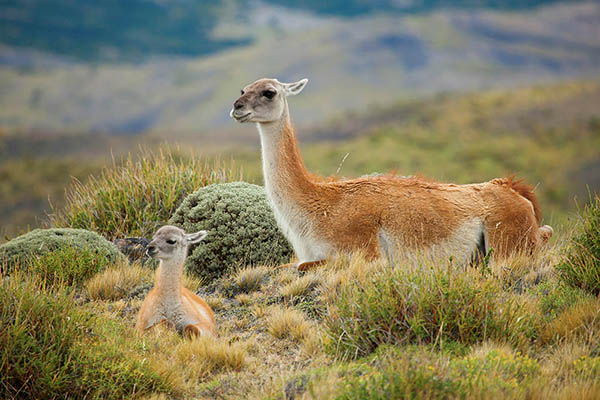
[[183, 324, 214, 338], [297, 260, 326, 271]]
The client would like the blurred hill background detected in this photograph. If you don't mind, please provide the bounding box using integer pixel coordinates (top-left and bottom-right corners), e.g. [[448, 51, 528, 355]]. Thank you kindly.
[[1, 0, 599, 240]]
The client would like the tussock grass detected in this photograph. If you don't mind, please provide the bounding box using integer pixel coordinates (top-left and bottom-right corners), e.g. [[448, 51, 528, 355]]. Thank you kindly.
[[51, 145, 241, 241], [86, 261, 151, 301], [266, 305, 313, 342], [235, 265, 270, 293], [558, 194, 600, 295], [0, 271, 180, 399], [280, 272, 322, 299], [324, 257, 538, 360], [541, 297, 600, 345], [174, 336, 246, 379]]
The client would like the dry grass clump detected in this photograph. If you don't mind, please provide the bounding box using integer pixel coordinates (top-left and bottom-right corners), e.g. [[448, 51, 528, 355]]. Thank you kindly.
[[205, 295, 225, 311], [266, 305, 314, 342], [541, 297, 600, 345], [86, 261, 151, 301], [182, 273, 204, 292], [173, 336, 246, 380], [280, 272, 322, 299], [235, 265, 270, 293]]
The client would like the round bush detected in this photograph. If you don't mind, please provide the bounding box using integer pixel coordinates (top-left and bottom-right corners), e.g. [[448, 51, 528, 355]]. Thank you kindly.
[[0, 228, 122, 285], [169, 182, 293, 282]]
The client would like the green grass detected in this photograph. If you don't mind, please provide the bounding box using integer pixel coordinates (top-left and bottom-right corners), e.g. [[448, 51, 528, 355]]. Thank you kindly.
[[0, 271, 178, 399], [557, 193, 600, 295], [323, 260, 538, 360], [0, 81, 599, 398], [51, 145, 242, 241]]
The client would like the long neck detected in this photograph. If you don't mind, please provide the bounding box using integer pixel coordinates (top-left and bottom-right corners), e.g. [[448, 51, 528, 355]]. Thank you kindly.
[[154, 255, 185, 301], [257, 103, 316, 201]]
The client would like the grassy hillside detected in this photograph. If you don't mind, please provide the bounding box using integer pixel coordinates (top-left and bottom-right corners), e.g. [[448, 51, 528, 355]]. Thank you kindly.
[[2, 152, 600, 399], [1, 2, 599, 134]]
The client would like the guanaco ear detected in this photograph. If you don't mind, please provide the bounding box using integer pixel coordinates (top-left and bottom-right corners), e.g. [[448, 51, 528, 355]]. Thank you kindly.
[[283, 78, 308, 96], [185, 230, 208, 244]]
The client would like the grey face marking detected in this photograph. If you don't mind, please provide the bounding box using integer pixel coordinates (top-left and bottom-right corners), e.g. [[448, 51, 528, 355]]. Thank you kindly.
[[146, 226, 187, 260]]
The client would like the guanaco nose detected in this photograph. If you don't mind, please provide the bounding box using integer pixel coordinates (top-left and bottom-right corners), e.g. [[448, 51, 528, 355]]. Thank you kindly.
[[146, 245, 157, 257], [233, 99, 245, 110]]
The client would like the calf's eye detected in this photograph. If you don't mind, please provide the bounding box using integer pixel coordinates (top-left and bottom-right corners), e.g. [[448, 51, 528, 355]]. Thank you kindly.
[[166, 239, 176, 245]]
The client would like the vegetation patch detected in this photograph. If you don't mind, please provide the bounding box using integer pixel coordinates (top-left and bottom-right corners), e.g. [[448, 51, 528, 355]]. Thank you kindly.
[[0, 228, 121, 286], [324, 261, 537, 360], [169, 182, 293, 282], [52, 145, 241, 241], [86, 262, 152, 301], [557, 193, 600, 295], [0, 272, 179, 400], [173, 336, 247, 380]]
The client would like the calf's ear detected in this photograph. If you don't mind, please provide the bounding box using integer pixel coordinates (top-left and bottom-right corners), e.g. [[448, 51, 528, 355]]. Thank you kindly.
[[185, 230, 208, 244]]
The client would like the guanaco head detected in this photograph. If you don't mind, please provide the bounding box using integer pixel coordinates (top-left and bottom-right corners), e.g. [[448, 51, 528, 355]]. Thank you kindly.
[[230, 78, 308, 123], [146, 225, 207, 261]]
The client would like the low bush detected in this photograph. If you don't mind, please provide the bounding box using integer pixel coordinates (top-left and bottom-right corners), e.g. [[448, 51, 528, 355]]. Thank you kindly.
[[0, 228, 121, 286], [51, 145, 241, 241], [169, 182, 293, 282], [557, 194, 600, 295], [307, 344, 540, 400], [324, 260, 537, 360], [0, 272, 178, 399]]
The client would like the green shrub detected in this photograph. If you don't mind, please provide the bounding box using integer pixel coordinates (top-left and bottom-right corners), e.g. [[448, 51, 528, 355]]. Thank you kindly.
[[0, 272, 176, 399], [169, 182, 293, 282], [535, 280, 589, 320], [51, 145, 241, 241], [557, 194, 600, 295], [324, 261, 536, 360], [0, 228, 121, 285], [307, 345, 539, 400]]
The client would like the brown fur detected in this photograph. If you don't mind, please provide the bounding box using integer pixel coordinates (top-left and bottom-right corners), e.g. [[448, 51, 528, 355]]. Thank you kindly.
[[136, 282, 216, 336], [135, 226, 215, 336], [232, 77, 552, 265], [274, 121, 550, 259]]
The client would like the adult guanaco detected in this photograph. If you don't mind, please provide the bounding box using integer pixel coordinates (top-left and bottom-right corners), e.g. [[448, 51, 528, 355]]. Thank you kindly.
[[230, 78, 553, 269], [136, 225, 215, 337]]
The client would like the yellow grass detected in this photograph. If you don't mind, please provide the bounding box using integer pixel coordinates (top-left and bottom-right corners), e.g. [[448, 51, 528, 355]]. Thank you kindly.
[[86, 261, 151, 301]]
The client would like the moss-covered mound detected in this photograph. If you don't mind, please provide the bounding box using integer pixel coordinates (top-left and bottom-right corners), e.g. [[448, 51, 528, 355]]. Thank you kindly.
[[0, 228, 121, 284], [169, 182, 293, 282]]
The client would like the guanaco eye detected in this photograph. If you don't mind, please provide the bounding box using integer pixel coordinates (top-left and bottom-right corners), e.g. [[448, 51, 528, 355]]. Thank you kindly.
[[166, 239, 176, 245], [262, 90, 276, 99], [240, 89, 245, 95]]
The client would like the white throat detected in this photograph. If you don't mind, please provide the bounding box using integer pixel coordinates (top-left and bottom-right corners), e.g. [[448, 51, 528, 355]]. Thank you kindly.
[[155, 254, 186, 302], [255, 105, 330, 262]]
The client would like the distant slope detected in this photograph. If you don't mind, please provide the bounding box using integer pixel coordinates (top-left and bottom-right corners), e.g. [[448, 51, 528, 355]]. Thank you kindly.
[[0, 0, 250, 62], [270, 0, 570, 16], [0, 0, 576, 61], [0, 2, 598, 135]]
